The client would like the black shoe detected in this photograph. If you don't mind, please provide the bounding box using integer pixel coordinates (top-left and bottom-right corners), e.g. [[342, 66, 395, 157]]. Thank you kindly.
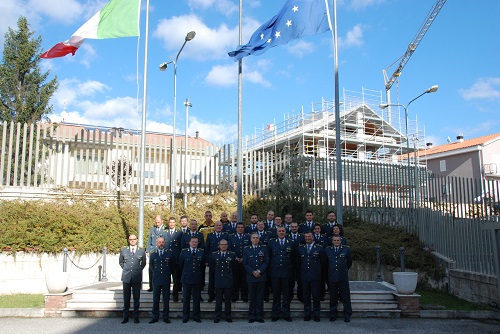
[[242, 299, 248, 302], [164, 319, 171, 324], [314, 317, 320, 322], [249, 319, 255, 323], [285, 317, 292, 322], [226, 319, 233, 323], [182, 319, 188, 323], [264, 298, 269, 302], [194, 319, 201, 323], [344, 317, 350, 323], [257, 319, 265, 323], [232, 298, 238, 302], [173, 297, 179, 302], [330, 316, 337, 322], [271, 317, 278, 322], [148, 319, 158, 324], [304, 315, 311, 321], [147, 288, 153, 292], [121, 318, 129, 324], [214, 319, 220, 323], [134, 318, 140, 324], [208, 298, 214, 302]]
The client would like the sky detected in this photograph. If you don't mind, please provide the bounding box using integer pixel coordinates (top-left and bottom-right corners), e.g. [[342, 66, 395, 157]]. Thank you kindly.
[[0, 0, 499, 147]]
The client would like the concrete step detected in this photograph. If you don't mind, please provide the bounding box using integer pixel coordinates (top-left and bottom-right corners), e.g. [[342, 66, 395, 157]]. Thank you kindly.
[[62, 281, 401, 318]]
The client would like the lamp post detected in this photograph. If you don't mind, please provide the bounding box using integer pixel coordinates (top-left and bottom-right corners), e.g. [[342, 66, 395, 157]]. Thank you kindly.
[[380, 85, 438, 212], [159, 31, 196, 213], [183, 98, 192, 209]]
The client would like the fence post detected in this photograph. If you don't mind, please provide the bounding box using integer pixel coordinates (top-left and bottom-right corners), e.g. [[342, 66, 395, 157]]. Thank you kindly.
[[101, 246, 108, 282], [400, 246, 405, 272], [62, 248, 68, 272], [376, 245, 383, 282]]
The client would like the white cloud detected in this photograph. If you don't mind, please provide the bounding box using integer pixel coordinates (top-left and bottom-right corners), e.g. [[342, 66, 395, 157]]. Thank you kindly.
[[460, 78, 500, 100], [27, 0, 83, 25], [153, 14, 261, 61], [339, 24, 364, 49], [52, 78, 110, 107], [205, 61, 271, 87], [189, 116, 237, 143], [286, 40, 315, 58], [188, 0, 238, 16]]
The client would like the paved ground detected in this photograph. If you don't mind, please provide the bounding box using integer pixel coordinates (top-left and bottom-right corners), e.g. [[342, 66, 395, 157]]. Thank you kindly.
[[0, 317, 499, 334]]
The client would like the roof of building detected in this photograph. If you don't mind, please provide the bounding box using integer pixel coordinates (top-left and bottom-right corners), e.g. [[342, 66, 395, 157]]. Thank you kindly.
[[422, 133, 500, 156]]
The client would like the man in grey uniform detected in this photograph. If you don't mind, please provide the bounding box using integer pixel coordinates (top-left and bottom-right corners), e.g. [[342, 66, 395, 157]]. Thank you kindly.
[[119, 234, 146, 324]]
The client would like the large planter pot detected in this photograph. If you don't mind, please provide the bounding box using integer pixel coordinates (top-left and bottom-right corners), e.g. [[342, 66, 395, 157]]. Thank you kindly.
[[45, 272, 70, 294], [393, 271, 418, 294]]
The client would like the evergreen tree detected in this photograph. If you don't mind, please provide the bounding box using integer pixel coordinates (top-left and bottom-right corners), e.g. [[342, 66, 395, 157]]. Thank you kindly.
[[0, 16, 58, 124]]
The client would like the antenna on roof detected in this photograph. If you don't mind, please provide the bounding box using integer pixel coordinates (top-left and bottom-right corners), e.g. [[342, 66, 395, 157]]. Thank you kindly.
[[447, 136, 452, 143]]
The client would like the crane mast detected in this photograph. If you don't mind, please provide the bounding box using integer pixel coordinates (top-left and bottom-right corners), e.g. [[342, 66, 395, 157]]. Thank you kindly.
[[383, 0, 446, 123]]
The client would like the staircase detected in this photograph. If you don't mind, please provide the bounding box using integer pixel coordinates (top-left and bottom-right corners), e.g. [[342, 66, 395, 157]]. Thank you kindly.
[[61, 281, 401, 318]]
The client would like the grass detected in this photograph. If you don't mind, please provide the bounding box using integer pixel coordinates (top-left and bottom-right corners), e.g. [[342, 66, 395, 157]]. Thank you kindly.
[[417, 288, 493, 311], [0, 294, 45, 308]]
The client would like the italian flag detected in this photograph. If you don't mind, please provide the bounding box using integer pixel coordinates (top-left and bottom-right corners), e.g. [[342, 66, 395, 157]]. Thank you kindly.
[[41, 0, 141, 59]]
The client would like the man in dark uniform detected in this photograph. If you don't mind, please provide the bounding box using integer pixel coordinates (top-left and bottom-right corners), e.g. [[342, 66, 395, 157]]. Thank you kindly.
[[296, 231, 324, 322], [243, 233, 269, 323], [288, 222, 303, 302], [255, 220, 272, 301], [146, 215, 167, 292], [298, 210, 316, 234], [223, 211, 239, 234], [228, 222, 250, 302], [283, 213, 293, 233], [268, 226, 294, 322], [245, 214, 259, 234], [264, 210, 275, 230], [164, 217, 182, 302], [179, 236, 205, 323], [119, 234, 146, 324], [205, 220, 229, 302], [210, 239, 236, 323], [148, 237, 173, 324], [325, 234, 353, 323], [181, 219, 205, 250], [321, 211, 344, 237]]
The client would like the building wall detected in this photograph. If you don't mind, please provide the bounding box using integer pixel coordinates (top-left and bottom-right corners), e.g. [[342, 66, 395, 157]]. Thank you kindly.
[[426, 150, 482, 179]]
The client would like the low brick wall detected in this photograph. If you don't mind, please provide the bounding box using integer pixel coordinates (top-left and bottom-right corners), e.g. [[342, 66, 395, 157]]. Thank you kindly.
[[449, 269, 498, 306]]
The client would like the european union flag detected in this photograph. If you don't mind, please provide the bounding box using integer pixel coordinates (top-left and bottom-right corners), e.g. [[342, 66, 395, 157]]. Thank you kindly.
[[228, 0, 331, 61]]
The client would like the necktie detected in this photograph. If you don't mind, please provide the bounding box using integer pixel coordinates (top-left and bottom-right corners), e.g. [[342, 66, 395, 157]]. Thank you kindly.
[[156, 227, 160, 233], [335, 247, 339, 252], [216, 233, 220, 239], [131, 248, 135, 256], [239, 234, 242, 240], [293, 235, 296, 241], [160, 250, 163, 258], [192, 249, 196, 255], [222, 252, 225, 257], [307, 245, 311, 253]]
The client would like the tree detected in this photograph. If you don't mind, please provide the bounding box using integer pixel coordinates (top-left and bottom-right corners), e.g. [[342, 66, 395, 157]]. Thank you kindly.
[[0, 16, 58, 124]]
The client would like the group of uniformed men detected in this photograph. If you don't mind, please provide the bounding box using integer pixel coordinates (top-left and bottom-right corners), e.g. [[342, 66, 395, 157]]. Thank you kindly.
[[118, 210, 353, 324]]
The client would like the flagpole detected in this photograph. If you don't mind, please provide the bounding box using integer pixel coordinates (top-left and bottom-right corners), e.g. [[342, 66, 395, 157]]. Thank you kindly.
[[332, 0, 343, 225], [138, 0, 150, 247], [237, 0, 243, 222]]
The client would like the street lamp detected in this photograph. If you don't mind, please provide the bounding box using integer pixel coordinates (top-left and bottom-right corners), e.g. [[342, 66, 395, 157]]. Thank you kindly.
[[159, 30, 196, 213], [379, 85, 438, 211], [183, 98, 192, 209]]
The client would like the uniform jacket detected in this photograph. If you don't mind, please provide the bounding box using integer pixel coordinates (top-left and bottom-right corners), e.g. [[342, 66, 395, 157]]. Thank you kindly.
[[298, 221, 316, 234], [296, 243, 324, 282], [243, 245, 269, 282], [205, 231, 229, 260], [181, 231, 205, 250], [179, 248, 205, 285], [325, 245, 352, 283], [312, 233, 329, 248], [321, 222, 344, 237], [149, 249, 173, 286], [255, 230, 272, 246], [245, 223, 258, 234], [268, 238, 294, 278], [228, 233, 251, 258], [119, 246, 146, 284], [222, 222, 238, 235], [146, 225, 167, 253], [209, 250, 236, 288], [164, 228, 182, 258]]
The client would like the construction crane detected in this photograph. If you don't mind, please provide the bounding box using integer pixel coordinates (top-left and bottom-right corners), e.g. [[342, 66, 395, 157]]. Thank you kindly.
[[383, 0, 446, 122]]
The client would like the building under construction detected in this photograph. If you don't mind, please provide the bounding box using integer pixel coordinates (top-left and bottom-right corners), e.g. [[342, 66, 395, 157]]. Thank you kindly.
[[219, 88, 428, 208]]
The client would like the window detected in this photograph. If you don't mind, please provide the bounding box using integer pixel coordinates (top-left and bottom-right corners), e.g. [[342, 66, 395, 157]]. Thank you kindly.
[[439, 160, 446, 172]]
